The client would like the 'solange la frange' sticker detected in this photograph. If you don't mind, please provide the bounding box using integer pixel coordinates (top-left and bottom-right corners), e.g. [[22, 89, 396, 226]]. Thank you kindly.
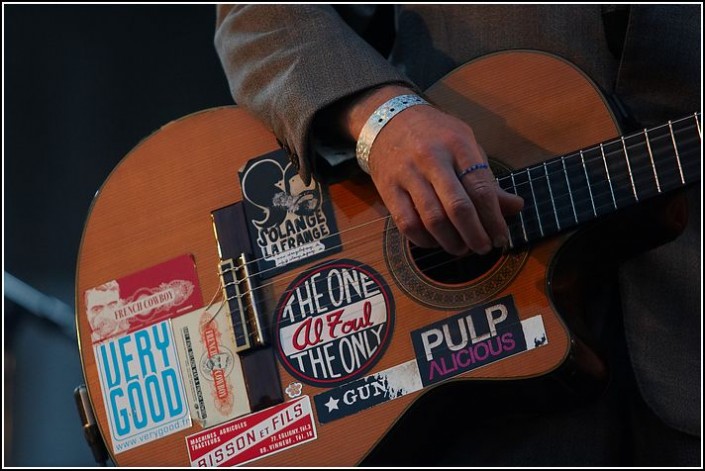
[[275, 259, 395, 387], [239, 149, 342, 279]]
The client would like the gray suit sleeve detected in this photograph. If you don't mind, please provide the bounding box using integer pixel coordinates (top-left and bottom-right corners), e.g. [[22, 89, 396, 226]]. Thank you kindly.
[[214, 4, 414, 182]]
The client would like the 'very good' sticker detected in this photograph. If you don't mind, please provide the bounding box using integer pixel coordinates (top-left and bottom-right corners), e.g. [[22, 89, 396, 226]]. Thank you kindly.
[[95, 320, 191, 454]]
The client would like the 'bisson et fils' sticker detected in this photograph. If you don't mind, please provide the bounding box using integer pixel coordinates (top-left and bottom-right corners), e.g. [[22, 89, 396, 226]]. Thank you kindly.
[[239, 149, 342, 279], [275, 259, 395, 387], [186, 396, 316, 467], [95, 320, 191, 454], [411, 295, 548, 386]]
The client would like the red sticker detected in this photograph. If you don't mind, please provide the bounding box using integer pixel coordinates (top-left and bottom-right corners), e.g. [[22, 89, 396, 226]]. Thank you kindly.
[[186, 396, 317, 467], [85, 254, 203, 344]]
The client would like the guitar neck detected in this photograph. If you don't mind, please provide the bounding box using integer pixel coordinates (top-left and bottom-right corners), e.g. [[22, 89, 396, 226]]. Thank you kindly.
[[502, 112, 702, 247]]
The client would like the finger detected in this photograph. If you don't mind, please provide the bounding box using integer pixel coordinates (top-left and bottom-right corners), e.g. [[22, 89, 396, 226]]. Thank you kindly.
[[497, 187, 524, 216], [459, 166, 511, 248], [384, 186, 437, 248], [428, 166, 493, 255], [406, 175, 467, 255]]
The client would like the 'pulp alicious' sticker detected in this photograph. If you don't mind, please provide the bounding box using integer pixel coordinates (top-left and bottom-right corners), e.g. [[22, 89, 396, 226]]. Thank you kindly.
[[95, 320, 191, 454], [411, 295, 548, 386], [313, 360, 423, 424], [186, 396, 316, 467], [239, 149, 342, 279], [173, 302, 251, 429], [85, 254, 203, 344], [275, 259, 395, 387]]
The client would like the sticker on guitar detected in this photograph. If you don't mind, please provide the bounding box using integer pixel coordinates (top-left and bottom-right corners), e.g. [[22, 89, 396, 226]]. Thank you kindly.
[[84, 254, 203, 344], [172, 301, 251, 429], [95, 320, 192, 454], [239, 149, 342, 279], [275, 259, 395, 387], [186, 396, 316, 467], [412, 295, 548, 386], [313, 295, 547, 424]]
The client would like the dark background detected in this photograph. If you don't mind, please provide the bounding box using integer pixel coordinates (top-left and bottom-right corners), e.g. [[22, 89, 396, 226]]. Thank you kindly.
[[4, 5, 233, 466]]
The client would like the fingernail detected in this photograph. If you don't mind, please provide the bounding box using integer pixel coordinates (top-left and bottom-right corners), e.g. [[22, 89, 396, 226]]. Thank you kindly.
[[493, 236, 507, 248]]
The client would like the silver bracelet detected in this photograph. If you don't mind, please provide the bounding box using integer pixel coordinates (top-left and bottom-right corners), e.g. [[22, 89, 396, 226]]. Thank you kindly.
[[355, 94, 430, 174]]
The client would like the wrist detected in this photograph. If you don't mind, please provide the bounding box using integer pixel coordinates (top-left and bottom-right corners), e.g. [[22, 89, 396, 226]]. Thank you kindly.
[[342, 84, 418, 139], [354, 92, 430, 174]]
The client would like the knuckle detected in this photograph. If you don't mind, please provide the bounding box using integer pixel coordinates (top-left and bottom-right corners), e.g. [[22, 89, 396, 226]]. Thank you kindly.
[[395, 214, 422, 235], [447, 197, 472, 218], [423, 208, 446, 231], [467, 180, 495, 200]]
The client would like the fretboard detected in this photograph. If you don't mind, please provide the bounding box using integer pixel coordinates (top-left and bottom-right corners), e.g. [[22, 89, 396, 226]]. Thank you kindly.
[[499, 112, 702, 247]]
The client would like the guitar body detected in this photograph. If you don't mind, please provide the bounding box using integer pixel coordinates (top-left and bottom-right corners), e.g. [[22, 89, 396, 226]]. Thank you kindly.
[[77, 51, 672, 466]]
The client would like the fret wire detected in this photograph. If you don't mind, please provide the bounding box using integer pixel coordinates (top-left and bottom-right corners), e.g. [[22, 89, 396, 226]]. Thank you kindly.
[[510, 172, 528, 243], [527, 166, 544, 237], [621, 136, 639, 202], [543, 162, 560, 230], [694, 112, 701, 139], [667, 120, 686, 185], [497, 175, 516, 249], [643, 128, 661, 193], [560, 155, 579, 224], [599, 143, 617, 209], [580, 150, 597, 217]]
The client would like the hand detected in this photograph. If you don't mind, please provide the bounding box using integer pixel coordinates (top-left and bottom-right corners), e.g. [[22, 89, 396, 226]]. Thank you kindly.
[[344, 86, 524, 256]]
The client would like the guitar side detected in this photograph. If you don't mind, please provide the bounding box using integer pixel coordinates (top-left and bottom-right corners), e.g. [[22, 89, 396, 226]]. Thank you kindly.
[[76, 51, 622, 466]]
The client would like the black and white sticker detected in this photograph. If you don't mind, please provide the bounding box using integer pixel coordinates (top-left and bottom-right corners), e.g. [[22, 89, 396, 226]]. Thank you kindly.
[[239, 149, 342, 278], [313, 360, 422, 424], [411, 295, 548, 386]]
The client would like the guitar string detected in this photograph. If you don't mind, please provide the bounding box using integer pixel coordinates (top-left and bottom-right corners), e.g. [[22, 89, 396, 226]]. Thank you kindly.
[[224, 113, 700, 282], [200, 114, 701, 332], [210, 129, 702, 332], [209, 157, 701, 344], [220, 115, 701, 286]]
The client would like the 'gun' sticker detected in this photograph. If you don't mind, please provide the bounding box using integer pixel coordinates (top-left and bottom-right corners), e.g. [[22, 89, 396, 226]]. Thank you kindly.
[[411, 295, 548, 386], [95, 320, 191, 454], [314, 360, 423, 424], [239, 149, 342, 278], [275, 259, 395, 387], [186, 396, 316, 467]]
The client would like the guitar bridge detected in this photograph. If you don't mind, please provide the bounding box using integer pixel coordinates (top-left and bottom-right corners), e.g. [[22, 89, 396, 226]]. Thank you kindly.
[[219, 254, 267, 352]]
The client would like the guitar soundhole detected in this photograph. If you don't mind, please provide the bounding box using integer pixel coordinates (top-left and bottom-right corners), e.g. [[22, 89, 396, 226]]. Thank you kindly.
[[409, 244, 503, 285], [383, 159, 529, 310]]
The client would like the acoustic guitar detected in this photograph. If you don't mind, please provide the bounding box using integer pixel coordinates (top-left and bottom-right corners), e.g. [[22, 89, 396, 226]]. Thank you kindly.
[[75, 51, 700, 466]]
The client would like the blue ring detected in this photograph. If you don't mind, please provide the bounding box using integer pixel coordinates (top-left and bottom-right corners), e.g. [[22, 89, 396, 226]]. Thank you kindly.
[[457, 162, 489, 179]]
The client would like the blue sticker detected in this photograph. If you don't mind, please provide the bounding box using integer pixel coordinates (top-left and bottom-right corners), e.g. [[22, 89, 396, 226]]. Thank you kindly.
[[94, 320, 191, 453], [411, 295, 532, 386]]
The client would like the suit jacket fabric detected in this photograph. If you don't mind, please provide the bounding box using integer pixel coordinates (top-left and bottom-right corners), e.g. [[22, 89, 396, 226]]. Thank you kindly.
[[215, 3, 701, 437]]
